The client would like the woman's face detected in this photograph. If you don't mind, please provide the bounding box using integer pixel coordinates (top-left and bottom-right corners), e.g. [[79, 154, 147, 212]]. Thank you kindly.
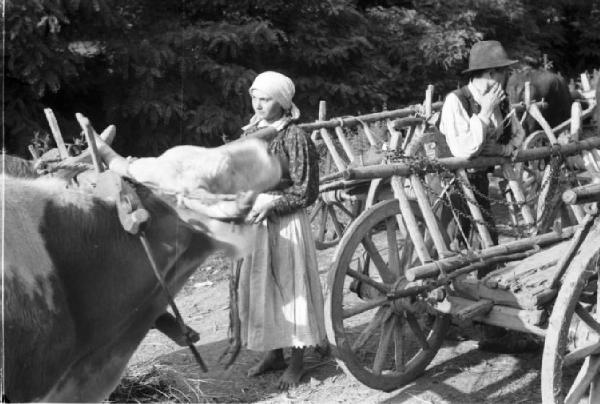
[[251, 89, 284, 123]]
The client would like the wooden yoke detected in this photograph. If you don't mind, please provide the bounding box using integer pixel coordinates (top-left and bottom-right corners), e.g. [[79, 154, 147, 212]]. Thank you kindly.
[[76, 113, 149, 234], [95, 171, 150, 235]]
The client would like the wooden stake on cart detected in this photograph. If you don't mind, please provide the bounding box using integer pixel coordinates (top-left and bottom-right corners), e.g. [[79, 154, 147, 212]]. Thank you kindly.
[[408, 85, 452, 257], [581, 72, 592, 92], [529, 102, 586, 223], [44, 108, 69, 159], [573, 100, 600, 173], [501, 164, 535, 227], [390, 175, 432, 264], [388, 97, 436, 263], [75, 113, 104, 174], [456, 168, 495, 248], [358, 119, 377, 147], [334, 126, 356, 163], [317, 101, 347, 172], [27, 145, 40, 160], [424, 85, 434, 118]]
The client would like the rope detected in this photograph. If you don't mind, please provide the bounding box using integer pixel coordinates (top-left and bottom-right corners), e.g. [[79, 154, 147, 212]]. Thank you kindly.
[[139, 231, 208, 372]]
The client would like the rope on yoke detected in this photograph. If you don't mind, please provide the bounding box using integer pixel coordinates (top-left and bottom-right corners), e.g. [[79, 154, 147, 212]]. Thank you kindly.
[[138, 232, 209, 372], [104, 171, 209, 373]]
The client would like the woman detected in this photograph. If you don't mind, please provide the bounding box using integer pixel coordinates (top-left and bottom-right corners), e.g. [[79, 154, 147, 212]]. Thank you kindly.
[[238, 71, 326, 389]]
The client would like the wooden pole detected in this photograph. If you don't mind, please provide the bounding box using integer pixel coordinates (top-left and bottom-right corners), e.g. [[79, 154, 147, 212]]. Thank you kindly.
[[501, 164, 535, 227], [570, 101, 582, 140], [316, 101, 347, 172], [562, 183, 600, 205], [456, 169, 494, 248], [525, 103, 595, 142], [334, 126, 356, 163], [44, 108, 69, 159], [549, 213, 595, 289], [406, 223, 579, 281], [528, 103, 559, 144], [424, 85, 434, 118], [359, 120, 377, 147], [340, 136, 600, 181], [390, 176, 432, 264], [572, 100, 600, 174], [298, 102, 443, 131], [581, 72, 592, 92], [27, 145, 40, 160], [409, 175, 451, 257], [524, 82, 532, 108], [75, 113, 104, 174]]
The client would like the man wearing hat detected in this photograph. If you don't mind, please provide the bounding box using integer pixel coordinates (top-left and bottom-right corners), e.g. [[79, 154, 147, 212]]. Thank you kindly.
[[439, 40, 521, 247], [439, 41, 539, 353]]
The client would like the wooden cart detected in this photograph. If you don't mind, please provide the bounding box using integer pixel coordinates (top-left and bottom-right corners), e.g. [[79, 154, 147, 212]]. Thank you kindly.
[[322, 110, 600, 404], [300, 86, 443, 249]]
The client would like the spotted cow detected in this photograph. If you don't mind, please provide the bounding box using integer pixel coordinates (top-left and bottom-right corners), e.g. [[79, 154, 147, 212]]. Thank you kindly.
[[2, 137, 281, 402]]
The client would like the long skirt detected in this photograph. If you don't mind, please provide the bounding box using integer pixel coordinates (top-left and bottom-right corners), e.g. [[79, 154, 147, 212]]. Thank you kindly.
[[238, 202, 326, 351]]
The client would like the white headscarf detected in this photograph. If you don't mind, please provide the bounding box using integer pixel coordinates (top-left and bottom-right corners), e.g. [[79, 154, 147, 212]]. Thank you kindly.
[[243, 71, 301, 131]]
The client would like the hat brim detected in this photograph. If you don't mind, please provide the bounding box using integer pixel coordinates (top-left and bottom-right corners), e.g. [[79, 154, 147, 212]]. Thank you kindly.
[[462, 59, 518, 74]]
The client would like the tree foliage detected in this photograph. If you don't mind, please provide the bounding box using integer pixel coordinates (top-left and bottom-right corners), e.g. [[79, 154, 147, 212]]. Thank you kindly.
[[5, 0, 600, 156]]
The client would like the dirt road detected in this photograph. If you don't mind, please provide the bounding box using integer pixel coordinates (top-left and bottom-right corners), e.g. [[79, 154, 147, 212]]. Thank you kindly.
[[112, 243, 544, 404]]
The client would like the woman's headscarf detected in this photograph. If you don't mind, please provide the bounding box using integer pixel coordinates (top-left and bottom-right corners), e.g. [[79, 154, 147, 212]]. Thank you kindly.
[[244, 71, 301, 130]]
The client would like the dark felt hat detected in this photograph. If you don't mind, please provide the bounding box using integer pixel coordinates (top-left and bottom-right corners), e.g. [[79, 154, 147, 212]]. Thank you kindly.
[[462, 40, 518, 73]]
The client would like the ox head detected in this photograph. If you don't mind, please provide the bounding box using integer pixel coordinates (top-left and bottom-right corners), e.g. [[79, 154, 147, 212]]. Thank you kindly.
[[506, 67, 534, 106]]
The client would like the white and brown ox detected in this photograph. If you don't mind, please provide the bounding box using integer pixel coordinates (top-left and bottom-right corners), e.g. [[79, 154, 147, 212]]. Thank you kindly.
[[2, 136, 281, 402]]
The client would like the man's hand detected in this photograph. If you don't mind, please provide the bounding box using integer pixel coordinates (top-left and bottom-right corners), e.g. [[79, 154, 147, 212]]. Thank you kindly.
[[475, 83, 505, 122], [481, 141, 513, 157]]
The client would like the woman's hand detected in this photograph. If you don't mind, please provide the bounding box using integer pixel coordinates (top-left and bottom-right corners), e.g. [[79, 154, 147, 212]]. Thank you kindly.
[[246, 200, 276, 223]]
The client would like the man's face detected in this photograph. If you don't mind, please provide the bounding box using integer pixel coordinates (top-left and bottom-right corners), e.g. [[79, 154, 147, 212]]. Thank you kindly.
[[489, 68, 509, 88]]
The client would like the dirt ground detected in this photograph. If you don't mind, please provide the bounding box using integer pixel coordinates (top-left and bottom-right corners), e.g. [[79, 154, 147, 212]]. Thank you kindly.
[[110, 240, 546, 404]]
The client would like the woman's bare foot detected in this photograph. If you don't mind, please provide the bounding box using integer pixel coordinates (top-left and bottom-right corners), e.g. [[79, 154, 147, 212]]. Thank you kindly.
[[278, 347, 305, 390], [247, 349, 287, 377]]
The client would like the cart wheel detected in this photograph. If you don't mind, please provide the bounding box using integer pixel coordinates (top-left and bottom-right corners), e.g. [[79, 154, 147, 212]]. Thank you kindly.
[[542, 225, 600, 404], [325, 199, 451, 391], [310, 195, 362, 250]]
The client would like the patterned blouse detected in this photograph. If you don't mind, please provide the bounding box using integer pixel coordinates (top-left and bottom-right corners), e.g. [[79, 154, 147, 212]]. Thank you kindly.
[[245, 123, 319, 216]]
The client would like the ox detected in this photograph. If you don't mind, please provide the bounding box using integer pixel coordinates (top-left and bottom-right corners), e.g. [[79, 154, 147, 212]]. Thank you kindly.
[[2, 153, 38, 178], [507, 68, 572, 134], [2, 137, 281, 402]]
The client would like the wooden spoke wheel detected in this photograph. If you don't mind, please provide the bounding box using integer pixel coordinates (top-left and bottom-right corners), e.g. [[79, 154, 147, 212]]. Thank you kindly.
[[325, 199, 451, 391], [310, 194, 362, 250], [542, 224, 600, 404]]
